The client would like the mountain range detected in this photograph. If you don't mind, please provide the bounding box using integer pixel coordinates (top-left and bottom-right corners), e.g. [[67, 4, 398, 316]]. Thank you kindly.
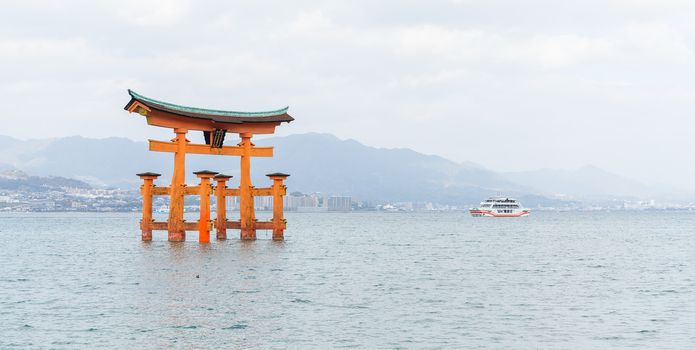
[[0, 169, 91, 192], [0, 133, 677, 206]]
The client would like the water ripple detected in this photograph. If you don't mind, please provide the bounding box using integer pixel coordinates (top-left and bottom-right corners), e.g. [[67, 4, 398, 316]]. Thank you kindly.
[[0, 211, 693, 348]]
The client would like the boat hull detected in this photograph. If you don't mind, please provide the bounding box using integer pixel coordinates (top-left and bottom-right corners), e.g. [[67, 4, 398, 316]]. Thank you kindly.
[[469, 209, 530, 217]]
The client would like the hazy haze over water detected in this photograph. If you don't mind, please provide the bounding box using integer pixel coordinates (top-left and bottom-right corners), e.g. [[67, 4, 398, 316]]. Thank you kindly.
[[1, 212, 693, 348]]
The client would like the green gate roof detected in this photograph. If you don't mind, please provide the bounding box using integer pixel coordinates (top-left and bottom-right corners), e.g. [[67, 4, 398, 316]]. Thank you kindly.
[[125, 89, 293, 124]]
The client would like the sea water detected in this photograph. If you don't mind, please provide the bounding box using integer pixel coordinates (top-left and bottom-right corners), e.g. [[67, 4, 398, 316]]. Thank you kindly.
[[0, 211, 693, 349]]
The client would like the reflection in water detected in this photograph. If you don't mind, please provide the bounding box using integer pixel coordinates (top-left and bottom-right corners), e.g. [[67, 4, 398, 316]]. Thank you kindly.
[[0, 211, 694, 348]]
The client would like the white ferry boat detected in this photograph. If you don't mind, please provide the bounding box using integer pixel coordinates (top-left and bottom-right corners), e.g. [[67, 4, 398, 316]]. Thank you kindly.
[[469, 197, 530, 217]]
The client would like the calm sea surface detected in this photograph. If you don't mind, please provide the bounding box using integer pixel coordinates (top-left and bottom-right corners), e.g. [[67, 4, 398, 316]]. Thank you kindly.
[[0, 211, 693, 349]]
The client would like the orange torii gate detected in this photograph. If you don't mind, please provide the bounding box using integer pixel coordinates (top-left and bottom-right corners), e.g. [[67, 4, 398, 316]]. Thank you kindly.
[[126, 90, 293, 242]]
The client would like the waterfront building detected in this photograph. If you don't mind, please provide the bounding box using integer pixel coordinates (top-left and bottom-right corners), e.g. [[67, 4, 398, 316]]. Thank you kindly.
[[328, 196, 352, 211], [285, 192, 321, 211]]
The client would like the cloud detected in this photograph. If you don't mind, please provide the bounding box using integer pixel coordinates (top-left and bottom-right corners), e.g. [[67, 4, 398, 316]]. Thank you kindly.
[[1, 0, 695, 189], [621, 22, 693, 62], [112, 0, 192, 27], [396, 25, 488, 59], [291, 11, 334, 33], [507, 35, 613, 67], [0, 37, 91, 58], [389, 24, 614, 68]]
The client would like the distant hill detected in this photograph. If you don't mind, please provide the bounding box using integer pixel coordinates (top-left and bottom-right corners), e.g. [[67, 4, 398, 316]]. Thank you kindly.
[[251, 133, 532, 204], [0, 170, 91, 192], [0, 133, 668, 205], [501, 165, 655, 199], [0, 135, 21, 149], [0, 133, 524, 204]]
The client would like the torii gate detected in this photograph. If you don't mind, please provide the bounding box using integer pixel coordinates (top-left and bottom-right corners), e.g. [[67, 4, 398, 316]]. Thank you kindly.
[[125, 90, 293, 242]]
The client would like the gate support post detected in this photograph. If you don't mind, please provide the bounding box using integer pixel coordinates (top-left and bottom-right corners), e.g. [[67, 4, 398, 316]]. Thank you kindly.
[[194, 170, 217, 243], [267, 173, 289, 241], [214, 174, 232, 240], [239, 133, 256, 240], [137, 172, 161, 241], [168, 128, 188, 242]]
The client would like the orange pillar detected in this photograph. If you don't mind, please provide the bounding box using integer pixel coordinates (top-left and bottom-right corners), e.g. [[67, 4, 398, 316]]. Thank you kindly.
[[239, 133, 256, 240], [168, 128, 188, 242], [214, 174, 232, 240], [194, 170, 217, 243], [137, 172, 160, 241], [267, 173, 289, 240]]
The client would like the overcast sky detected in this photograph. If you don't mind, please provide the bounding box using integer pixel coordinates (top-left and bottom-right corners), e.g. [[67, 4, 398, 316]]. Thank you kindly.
[[1, 0, 694, 188]]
